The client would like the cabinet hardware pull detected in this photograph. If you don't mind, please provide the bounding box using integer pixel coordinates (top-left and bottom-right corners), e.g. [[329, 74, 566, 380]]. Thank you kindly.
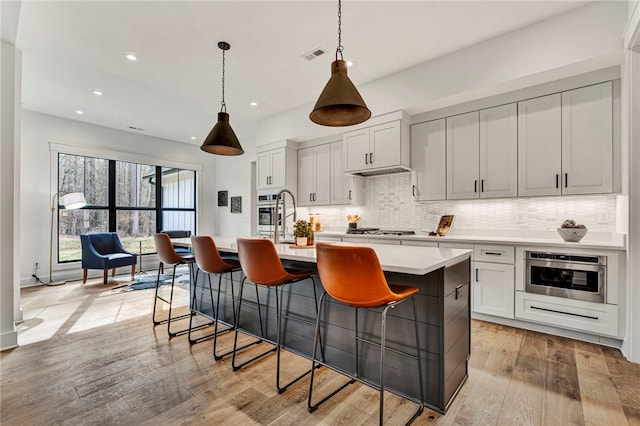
[[365, 153, 368, 165], [369, 152, 373, 164], [313, 193, 316, 202], [531, 305, 598, 320], [475, 268, 479, 282], [481, 179, 484, 192], [412, 185, 416, 197], [474, 180, 478, 193], [565, 173, 568, 188], [455, 284, 463, 300], [555, 174, 559, 189], [485, 252, 502, 256], [348, 190, 352, 200], [310, 193, 312, 202]]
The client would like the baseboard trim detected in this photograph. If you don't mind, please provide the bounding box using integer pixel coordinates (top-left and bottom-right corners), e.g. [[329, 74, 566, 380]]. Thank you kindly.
[[1, 330, 18, 351]]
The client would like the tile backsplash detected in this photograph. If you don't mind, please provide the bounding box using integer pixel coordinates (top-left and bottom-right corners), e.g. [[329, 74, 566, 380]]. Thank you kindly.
[[306, 172, 620, 232]]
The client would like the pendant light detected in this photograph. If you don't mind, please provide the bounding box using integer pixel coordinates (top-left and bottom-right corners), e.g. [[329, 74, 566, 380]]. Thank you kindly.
[[310, 0, 371, 127], [201, 41, 244, 156]]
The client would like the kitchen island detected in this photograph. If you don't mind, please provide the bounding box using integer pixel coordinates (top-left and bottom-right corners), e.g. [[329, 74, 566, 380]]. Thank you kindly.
[[174, 237, 471, 413]]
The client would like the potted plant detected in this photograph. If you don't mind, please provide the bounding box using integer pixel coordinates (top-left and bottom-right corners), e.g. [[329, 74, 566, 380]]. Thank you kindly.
[[293, 220, 311, 246]]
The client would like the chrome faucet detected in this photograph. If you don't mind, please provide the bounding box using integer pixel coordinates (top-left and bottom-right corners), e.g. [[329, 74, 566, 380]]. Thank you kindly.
[[273, 189, 297, 245]]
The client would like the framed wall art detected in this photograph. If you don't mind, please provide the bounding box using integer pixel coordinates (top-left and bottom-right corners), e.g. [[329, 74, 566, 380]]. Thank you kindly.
[[231, 196, 242, 213]]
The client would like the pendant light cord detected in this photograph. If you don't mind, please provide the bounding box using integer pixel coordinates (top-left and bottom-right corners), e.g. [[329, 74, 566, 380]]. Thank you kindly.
[[336, 0, 343, 61], [221, 47, 227, 113]]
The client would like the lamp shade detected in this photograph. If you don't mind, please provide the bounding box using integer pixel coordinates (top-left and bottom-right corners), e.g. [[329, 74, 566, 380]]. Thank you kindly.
[[200, 112, 244, 156], [60, 192, 87, 210], [310, 60, 371, 127]]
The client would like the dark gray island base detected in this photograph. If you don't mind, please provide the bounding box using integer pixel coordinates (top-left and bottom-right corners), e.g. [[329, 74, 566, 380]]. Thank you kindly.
[[191, 251, 470, 414]]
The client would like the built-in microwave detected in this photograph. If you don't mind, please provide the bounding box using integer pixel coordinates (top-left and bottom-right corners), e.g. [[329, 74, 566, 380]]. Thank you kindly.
[[525, 251, 606, 303], [256, 194, 284, 237]]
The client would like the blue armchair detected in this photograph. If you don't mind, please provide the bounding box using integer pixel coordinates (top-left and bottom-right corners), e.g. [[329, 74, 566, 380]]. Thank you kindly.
[[81, 233, 136, 284]]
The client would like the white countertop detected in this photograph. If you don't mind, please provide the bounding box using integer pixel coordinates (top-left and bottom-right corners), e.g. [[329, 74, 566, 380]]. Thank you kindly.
[[172, 236, 472, 275], [317, 228, 626, 251]]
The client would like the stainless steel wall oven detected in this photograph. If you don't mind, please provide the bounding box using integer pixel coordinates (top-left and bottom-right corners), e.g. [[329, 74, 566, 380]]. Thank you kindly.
[[256, 194, 284, 237], [525, 251, 606, 303]]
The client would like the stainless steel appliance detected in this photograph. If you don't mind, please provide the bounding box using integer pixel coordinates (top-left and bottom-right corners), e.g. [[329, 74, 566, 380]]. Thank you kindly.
[[257, 194, 284, 237], [525, 251, 606, 303]]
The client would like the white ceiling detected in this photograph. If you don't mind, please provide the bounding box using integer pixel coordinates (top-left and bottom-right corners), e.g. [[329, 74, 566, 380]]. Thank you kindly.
[[16, 0, 589, 144]]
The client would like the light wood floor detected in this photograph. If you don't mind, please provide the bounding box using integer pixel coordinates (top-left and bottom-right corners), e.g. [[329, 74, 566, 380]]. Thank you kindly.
[[2, 275, 639, 425]]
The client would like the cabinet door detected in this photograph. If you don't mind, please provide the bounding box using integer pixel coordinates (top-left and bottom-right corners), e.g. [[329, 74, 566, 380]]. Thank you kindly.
[[479, 104, 517, 198], [314, 144, 332, 205], [297, 147, 315, 206], [518, 94, 562, 196], [256, 151, 272, 189], [370, 121, 401, 168], [269, 148, 286, 189], [472, 261, 514, 319], [330, 141, 360, 204], [411, 119, 446, 201], [447, 112, 480, 199], [343, 128, 370, 172], [561, 82, 613, 195]]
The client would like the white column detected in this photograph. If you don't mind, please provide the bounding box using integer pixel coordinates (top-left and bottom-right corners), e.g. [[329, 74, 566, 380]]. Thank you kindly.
[[0, 40, 20, 350]]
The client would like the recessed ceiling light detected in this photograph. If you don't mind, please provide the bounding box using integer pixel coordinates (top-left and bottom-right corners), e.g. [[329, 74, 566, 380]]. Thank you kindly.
[[190, 136, 197, 140], [346, 61, 354, 67], [250, 101, 258, 107], [126, 53, 138, 62], [93, 90, 103, 96], [75, 110, 84, 115]]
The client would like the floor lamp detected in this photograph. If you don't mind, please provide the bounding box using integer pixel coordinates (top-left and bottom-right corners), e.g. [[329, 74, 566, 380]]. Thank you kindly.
[[48, 192, 87, 286]]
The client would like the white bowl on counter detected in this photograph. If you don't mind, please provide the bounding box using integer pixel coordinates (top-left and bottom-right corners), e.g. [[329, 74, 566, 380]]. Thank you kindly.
[[557, 227, 588, 242]]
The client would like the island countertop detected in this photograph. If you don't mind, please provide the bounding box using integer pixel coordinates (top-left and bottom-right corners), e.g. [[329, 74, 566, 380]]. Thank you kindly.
[[171, 236, 472, 275]]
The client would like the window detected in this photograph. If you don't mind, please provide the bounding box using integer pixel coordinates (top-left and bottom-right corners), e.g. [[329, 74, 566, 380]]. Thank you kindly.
[[57, 154, 196, 262]]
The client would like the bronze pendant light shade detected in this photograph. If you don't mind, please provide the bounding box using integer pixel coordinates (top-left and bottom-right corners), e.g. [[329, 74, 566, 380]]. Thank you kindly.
[[201, 41, 244, 156], [310, 59, 371, 127], [310, 0, 371, 127]]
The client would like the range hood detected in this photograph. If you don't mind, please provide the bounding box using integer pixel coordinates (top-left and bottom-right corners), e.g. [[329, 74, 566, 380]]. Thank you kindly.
[[350, 166, 412, 177]]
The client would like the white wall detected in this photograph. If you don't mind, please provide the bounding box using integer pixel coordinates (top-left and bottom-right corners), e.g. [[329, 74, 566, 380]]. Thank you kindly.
[[19, 110, 217, 285], [213, 122, 256, 237]]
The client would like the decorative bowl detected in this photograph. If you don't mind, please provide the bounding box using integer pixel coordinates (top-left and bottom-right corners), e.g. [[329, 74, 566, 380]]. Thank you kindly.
[[557, 227, 588, 242]]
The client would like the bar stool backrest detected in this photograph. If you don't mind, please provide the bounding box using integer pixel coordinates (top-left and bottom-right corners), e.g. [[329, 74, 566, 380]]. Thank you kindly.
[[237, 238, 290, 286], [154, 233, 183, 265], [315, 242, 400, 308], [191, 235, 231, 274]]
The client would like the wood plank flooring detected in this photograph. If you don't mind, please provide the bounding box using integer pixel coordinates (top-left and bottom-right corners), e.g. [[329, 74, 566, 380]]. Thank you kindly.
[[2, 276, 639, 425]]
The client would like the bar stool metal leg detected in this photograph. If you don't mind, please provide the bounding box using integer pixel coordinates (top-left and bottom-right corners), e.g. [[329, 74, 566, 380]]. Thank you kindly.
[[214, 270, 241, 360], [231, 277, 276, 371]]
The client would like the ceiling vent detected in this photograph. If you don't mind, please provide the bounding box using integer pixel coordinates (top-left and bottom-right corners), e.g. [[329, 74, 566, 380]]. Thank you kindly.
[[302, 48, 326, 61]]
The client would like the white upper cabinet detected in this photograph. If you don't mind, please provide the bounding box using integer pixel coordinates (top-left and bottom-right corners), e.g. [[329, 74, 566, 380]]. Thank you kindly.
[[298, 144, 331, 207], [343, 118, 410, 174], [256, 145, 297, 192], [479, 103, 518, 198], [330, 141, 363, 205], [411, 119, 446, 201], [446, 111, 480, 199], [518, 82, 613, 196], [518, 94, 562, 196], [561, 82, 613, 195]]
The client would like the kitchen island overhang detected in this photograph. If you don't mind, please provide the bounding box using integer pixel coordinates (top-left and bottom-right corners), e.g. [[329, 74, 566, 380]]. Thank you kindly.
[[174, 237, 471, 414]]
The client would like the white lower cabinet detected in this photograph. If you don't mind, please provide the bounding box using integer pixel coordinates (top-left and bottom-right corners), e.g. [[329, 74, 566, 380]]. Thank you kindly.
[[472, 261, 515, 319], [515, 291, 619, 337]]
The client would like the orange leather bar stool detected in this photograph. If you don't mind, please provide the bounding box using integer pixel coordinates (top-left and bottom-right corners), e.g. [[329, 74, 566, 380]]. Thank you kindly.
[[190, 235, 243, 355], [308, 242, 425, 425], [153, 233, 198, 337], [234, 238, 320, 394]]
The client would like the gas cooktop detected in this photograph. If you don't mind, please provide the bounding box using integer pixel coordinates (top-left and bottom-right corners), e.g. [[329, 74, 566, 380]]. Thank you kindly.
[[346, 228, 416, 236]]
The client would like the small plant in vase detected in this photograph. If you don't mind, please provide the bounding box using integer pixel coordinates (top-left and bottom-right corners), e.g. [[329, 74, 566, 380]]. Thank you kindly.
[[293, 220, 311, 246]]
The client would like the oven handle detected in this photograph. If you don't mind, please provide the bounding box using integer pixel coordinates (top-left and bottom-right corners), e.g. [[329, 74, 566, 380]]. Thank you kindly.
[[526, 259, 605, 272], [530, 305, 598, 320]]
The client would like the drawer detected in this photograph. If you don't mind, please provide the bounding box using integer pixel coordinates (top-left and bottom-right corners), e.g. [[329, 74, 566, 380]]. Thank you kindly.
[[368, 238, 402, 246], [515, 291, 619, 337], [401, 240, 438, 247], [473, 244, 514, 264]]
